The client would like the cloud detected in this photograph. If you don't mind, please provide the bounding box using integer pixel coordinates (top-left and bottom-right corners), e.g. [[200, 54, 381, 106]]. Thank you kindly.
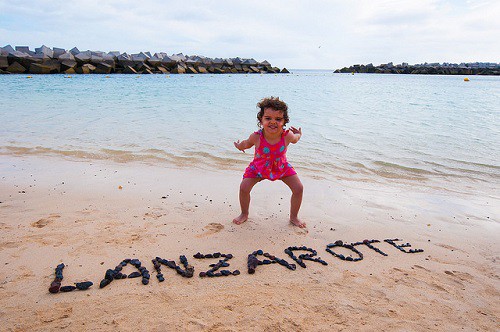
[[0, 0, 498, 68]]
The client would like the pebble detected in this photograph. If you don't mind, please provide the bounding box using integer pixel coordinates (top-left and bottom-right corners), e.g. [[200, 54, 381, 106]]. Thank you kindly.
[[49, 281, 61, 294], [99, 278, 111, 288], [60, 285, 77, 292], [75, 281, 93, 290], [128, 272, 142, 278]]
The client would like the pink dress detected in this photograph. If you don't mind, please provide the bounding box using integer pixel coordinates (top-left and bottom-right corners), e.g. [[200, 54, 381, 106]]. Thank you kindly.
[[243, 129, 297, 181]]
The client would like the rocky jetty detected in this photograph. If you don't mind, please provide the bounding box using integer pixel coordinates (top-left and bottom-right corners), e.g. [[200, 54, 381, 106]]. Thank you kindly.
[[0, 44, 289, 75], [335, 62, 500, 75]]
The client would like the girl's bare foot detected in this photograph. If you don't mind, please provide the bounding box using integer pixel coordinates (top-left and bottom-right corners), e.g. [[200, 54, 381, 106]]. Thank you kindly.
[[233, 213, 248, 225], [290, 217, 306, 228]]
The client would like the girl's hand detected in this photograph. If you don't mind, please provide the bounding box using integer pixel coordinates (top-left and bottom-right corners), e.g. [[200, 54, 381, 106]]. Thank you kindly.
[[290, 126, 302, 136], [234, 140, 246, 153]]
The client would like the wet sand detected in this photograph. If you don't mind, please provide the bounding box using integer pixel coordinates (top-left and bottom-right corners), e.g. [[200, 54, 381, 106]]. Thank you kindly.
[[0, 155, 498, 331]]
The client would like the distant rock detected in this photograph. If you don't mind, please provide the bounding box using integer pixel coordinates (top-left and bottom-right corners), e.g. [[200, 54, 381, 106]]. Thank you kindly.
[[336, 62, 500, 76], [0, 44, 286, 75]]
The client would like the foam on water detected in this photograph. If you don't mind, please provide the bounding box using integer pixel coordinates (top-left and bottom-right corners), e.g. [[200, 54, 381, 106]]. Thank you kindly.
[[1, 71, 499, 194]]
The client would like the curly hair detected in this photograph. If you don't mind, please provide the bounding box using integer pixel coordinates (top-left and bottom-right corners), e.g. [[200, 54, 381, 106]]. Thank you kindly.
[[256, 97, 289, 128]]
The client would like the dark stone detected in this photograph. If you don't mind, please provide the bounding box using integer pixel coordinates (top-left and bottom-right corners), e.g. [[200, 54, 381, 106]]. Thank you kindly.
[[142, 278, 149, 285], [220, 270, 231, 276], [99, 278, 111, 288], [213, 252, 221, 258], [49, 281, 61, 293], [60, 285, 77, 292], [105, 269, 115, 281], [232, 270, 240, 276], [130, 259, 141, 267], [128, 272, 142, 278], [180, 255, 188, 265], [199, 272, 207, 277], [75, 281, 93, 290], [281, 68, 290, 73]]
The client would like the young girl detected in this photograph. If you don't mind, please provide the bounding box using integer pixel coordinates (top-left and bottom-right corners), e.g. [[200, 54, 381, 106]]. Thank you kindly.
[[233, 97, 305, 228]]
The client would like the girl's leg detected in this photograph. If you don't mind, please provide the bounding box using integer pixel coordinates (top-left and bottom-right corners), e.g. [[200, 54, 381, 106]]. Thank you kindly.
[[233, 177, 261, 225], [281, 175, 305, 228]]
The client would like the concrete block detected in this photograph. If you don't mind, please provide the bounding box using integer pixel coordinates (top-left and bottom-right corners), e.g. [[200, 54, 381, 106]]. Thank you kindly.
[[0, 55, 8, 69], [123, 65, 138, 74], [59, 52, 75, 61], [171, 64, 186, 74], [69, 47, 80, 55], [15, 46, 34, 55], [6, 61, 26, 73], [35, 45, 54, 58], [94, 62, 112, 74], [53, 47, 66, 58], [61, 60, 77, 71], [75, 52, 91, 64], [157, 66, 170, 74], [29, 63, 51, 74]]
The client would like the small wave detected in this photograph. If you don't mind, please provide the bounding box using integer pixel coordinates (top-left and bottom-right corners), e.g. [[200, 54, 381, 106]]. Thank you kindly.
[[372, 161, 435, 175], [0, 145, 246, 171]]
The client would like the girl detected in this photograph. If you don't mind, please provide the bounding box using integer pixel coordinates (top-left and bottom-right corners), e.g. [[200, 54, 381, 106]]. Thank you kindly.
[[233, 97, 305, 228]]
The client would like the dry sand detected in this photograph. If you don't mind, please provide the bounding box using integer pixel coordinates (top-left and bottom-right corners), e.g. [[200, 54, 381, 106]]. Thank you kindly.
[[0, 155, 498, 331]]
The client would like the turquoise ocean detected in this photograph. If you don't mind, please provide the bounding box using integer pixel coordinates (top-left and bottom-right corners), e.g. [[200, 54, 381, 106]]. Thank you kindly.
[[1, 71, 499, 195]]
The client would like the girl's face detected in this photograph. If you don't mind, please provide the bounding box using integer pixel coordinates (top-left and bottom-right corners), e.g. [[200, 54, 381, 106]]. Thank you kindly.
[[261, 108, 285, 135]]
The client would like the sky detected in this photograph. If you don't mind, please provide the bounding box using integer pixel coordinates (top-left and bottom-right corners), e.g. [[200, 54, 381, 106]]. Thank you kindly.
[[0, 0, 498, 69]]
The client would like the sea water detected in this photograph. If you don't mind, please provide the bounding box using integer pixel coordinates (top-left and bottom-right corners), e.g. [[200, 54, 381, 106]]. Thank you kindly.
[[1, 71, 499, 195]]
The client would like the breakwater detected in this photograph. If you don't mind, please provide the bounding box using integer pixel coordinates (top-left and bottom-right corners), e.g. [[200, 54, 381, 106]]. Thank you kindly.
[[0, 44, 289, 75], [335, 62, 500, 75]]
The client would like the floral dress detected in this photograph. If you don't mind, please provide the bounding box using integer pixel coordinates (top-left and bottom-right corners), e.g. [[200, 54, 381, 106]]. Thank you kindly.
[[243, 129, 296, 181]]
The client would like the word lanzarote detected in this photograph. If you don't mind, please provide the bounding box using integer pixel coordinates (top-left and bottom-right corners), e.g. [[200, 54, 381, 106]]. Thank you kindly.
[[48, 238, 424, 294]]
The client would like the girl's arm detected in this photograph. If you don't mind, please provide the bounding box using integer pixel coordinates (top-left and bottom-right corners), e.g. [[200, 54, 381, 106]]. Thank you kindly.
[[234, 132, 259, 152], [287, 126, 302, 144]]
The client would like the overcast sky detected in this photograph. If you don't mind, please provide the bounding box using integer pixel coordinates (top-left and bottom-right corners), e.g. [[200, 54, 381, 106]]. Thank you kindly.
[[1, 0, 498, 69]]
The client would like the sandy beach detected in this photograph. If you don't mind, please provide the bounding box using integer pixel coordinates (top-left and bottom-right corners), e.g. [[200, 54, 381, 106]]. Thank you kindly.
[[0, 154, 498, 331]]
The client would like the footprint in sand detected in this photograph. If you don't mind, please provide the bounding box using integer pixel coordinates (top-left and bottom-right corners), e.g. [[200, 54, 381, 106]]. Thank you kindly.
[[31, 214, 61, 228], [444, 270, 474, 282], [196, 223, 224, 238]]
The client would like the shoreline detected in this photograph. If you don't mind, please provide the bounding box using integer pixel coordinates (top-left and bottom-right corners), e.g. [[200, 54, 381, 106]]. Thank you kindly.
[[1, 154, 498, 330]]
